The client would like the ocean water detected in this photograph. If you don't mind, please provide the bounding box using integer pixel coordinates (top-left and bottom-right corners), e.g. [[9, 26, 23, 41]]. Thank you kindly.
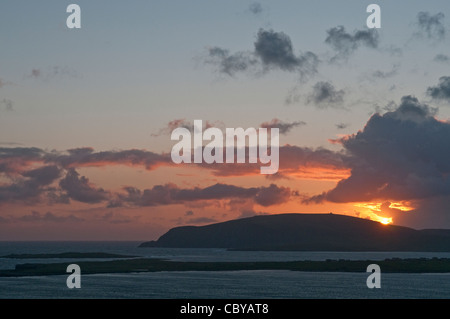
[[0, 242, 449, 299]]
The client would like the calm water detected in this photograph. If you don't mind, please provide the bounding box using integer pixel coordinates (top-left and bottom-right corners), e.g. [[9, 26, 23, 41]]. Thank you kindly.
[[0, 242, 449, 299]]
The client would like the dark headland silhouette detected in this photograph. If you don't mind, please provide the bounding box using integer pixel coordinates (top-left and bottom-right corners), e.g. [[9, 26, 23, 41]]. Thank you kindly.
[[140, 213, 450, 251]]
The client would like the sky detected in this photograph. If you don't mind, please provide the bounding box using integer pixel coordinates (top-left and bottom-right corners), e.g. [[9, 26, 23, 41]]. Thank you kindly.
[[1, 1, 450, 240]]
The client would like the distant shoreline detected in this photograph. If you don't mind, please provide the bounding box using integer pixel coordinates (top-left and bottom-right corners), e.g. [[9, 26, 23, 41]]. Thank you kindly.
[[0, 252, 139, 259], [1, 256, 450, 277]]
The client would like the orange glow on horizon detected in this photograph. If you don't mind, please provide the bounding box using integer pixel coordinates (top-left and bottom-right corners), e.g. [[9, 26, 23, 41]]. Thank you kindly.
[[378, 217, 393, 225], [353, 201, 414, 225]]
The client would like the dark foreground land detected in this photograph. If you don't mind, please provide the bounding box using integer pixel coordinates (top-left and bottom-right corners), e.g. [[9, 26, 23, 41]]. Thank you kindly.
[[1, 257, 450, 277]]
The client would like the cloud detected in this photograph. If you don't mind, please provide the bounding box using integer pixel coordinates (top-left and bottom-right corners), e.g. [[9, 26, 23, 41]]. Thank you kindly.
[[205, 47, 259, 76], [47, 147, 171, 170], [254, 29, 319, 76], [151, 119, 220, 137], [46, 190, 70, 204], [254, 183, 291, 206], [184, 210, 194, 216], [325, 26, 379, 61], [22, 165, 61, 186], [118, 183, 292, 207], [17, 211, 84, 223], [204, 28, 319, 79], [0, 147, 45, 174], [336, 123, 349, 130], [427, 76, 450, 102], [248, 2, 263, 16], [0, 143, 350, 210], [28, 66, 78, 81], [415, 12, 446, 40], [0, 165, 61, 205], [306, 81, 345, 107], [59, 168, 109, 204], [433, 54, 450, 63], [200, 145, 349, 179], [101, 212, 132, 224], [1, 99, 14, 111], [372, 64, 399, 79], [305, 96, 450, 211], [0, 181, 42, 205], [260, 118, 305, 135]]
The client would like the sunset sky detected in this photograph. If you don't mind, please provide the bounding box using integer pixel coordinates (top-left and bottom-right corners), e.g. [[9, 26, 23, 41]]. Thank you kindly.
[[1, 1, 450, 240]]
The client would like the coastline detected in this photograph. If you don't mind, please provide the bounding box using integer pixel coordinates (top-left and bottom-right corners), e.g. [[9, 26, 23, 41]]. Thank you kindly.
[[2, 256, 450, 277]]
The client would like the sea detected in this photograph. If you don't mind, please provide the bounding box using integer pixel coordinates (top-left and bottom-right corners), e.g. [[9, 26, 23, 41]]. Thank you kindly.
[[0, 241, 449, 299]]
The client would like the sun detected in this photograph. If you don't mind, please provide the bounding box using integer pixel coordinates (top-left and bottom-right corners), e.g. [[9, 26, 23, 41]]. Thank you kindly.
[[379, 217, 393, 225]]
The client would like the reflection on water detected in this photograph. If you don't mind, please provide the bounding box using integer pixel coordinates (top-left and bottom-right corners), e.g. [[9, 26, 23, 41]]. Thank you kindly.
[[1, 271, 450, 299]]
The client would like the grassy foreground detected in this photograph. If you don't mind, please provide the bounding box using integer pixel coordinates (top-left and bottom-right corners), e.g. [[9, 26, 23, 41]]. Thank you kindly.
[[1, 257, 450, 277]]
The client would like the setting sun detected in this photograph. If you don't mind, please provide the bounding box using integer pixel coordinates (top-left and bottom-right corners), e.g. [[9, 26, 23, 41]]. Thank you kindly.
[[352, 202, 413, 225], [379, 217, 393, 225]]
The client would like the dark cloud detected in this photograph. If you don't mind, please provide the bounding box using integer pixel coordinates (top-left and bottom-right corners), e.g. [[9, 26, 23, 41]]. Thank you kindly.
[[0, 147, 170, 174], [307, 81, 345, 107], [254, 184, 291, 206], [205, 29, 319, 79], [260, 118, 306, 135], [46, 190, 71, 204], [305, 95, 450, 227], [254, 29, 319, 76], [22, 165, 61, 186], [0, 180, 42, 204], [205, 47, 259, 76], [325, 26, 379, 61], [47, 147, 171, 171], [59, 168, 109, 204], [433, 54, 450, 63], [0, 165, 60, 205], [201, 145, 348, 178], [427, 76, 450, 102], [0, 147, 45, 174], [336, 123, 349, 130], [416, 12, 446, 40], [248, 2, 263, 15], [0, 143, 348, 209], [119, 183, 292, 207], [30, 69, 41, 78], [0, 144, 54, 205]]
